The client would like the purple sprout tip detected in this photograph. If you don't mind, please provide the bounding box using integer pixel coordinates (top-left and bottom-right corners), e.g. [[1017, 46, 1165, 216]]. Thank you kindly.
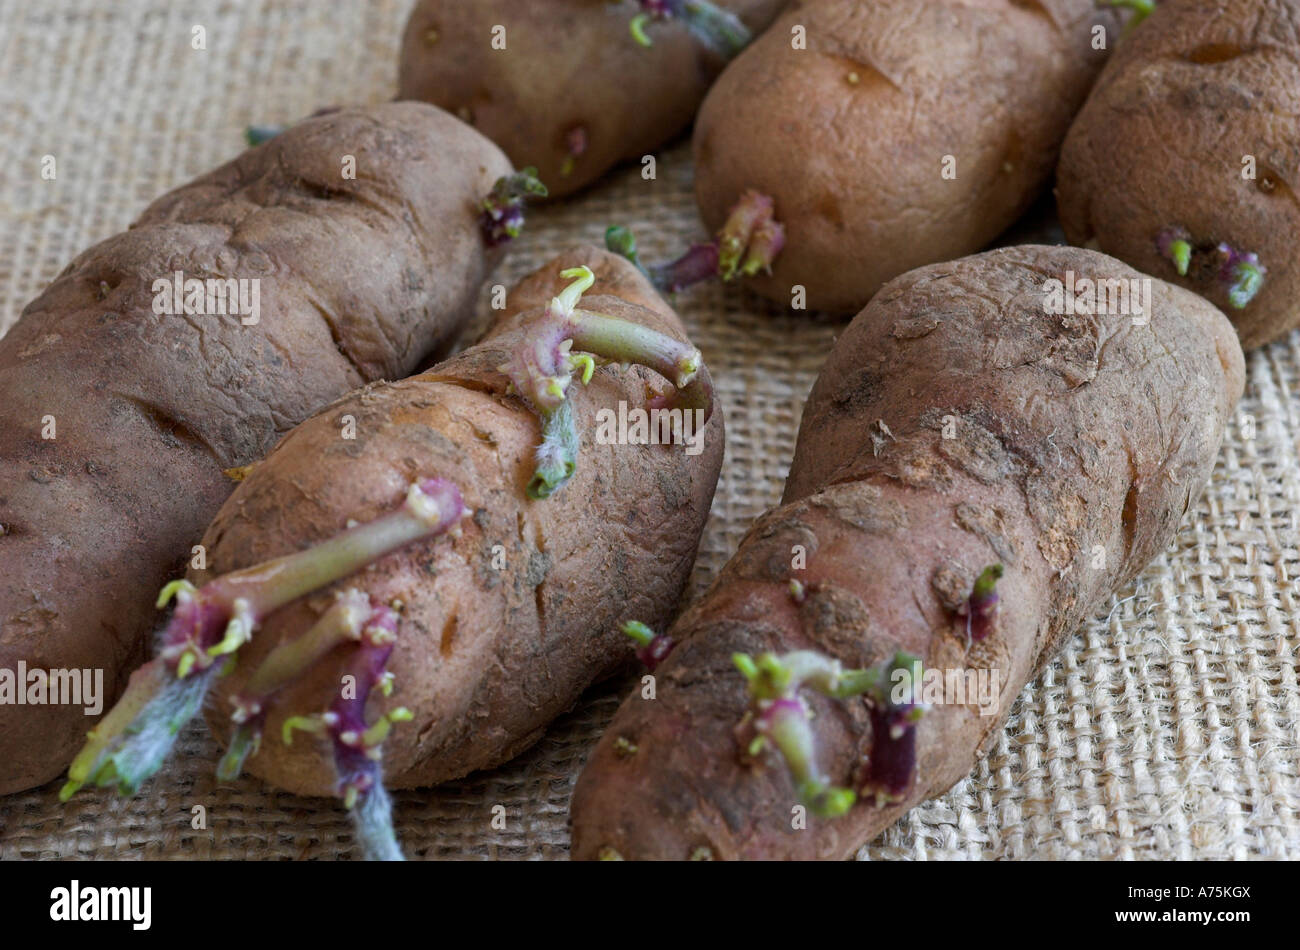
[[480, 169, 548, 246], [650, 243, 722, 293], [856, 652, 926, 806]]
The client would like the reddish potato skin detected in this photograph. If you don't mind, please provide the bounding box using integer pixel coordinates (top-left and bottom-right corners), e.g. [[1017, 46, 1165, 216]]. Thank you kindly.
[[692, 0, 1120, 312], [398, 0, 788, 198], [1056, 0, 1300, 350], [0, 103, 511, 794], [201, 249, 724, 795], [571, 246, 1243, 861]]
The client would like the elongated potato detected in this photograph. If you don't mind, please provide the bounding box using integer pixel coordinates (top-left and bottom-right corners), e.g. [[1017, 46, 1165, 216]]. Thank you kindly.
[[193, 248, 724, 796], [1057, 0, 1300, 350], [571, 245, 1244, 860], [0, 102, 512, 794], [399, 0, 788, 198], [692, 0, 1120, 312]]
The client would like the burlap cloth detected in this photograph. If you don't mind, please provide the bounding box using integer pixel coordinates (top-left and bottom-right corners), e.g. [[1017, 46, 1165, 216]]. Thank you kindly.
[[1, 0, 1296, 861]]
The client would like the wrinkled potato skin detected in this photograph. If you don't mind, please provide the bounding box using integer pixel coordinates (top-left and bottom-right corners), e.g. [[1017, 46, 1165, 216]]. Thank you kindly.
[[571, 246, 1243, 860], [1057, 0, 1300, 350], [693, 0, 1119, 312], [399, 0, 788, 198], [201, 249, 725, 795], [0, 102, 511, 794]]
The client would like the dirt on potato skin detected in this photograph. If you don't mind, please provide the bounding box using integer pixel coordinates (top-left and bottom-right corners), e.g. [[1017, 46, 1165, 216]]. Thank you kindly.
[[0, 102, 511, 795], [570, 245, 1244, 861], [398, 0, 788, 199], [1057, 0, 1300, 349], [200, 248, 725, 795]]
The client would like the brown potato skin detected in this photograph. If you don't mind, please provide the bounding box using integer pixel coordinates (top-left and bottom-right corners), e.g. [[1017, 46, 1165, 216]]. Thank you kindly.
[[1056, 0, 1300, 350], [0, 102, 512, 794], [200, 248, 725, 795], [398, 0, 788, 198], [571, 246, 1244, 860], [693, 0, 1119, 312]]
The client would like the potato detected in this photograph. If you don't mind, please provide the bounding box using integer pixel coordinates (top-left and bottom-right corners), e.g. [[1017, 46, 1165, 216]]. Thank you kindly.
[[178, 247, 724, 799], [692, 0, 1120, 312], [571, 245, 1244, 860], [398, 0, 788, 198], [0, 102, 512, 794], [1056, 0, 1300, 350]]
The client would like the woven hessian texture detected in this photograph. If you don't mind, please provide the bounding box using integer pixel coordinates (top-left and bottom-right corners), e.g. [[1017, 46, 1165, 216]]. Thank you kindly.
[[0, 0, 1296, 860]]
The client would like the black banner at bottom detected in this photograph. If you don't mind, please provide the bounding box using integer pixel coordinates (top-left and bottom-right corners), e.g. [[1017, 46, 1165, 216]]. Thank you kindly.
[[0, 859, 1272, 938]]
